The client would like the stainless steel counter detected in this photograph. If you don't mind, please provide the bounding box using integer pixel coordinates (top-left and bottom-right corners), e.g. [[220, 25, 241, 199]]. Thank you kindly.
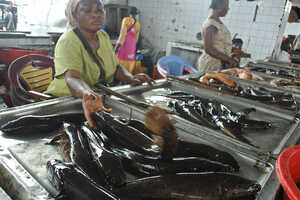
[[0, 80, 295, 200]]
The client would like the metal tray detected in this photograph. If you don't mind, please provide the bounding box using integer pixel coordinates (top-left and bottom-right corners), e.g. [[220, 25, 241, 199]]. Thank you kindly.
[[246, 61, 300, 75], [256, 60, 300, 70], [0, 91, 274, 200], [0, 147, 53, 200], [0, 187, 12, 200], [220, 70, 300, 104], [110, 80, 300, 162]]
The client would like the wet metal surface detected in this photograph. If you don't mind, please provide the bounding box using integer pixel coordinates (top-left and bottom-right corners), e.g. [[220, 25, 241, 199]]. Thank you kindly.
[[0, 80, 296, 200], [0, 186, 12, 200], [118, 80, 299, 160]]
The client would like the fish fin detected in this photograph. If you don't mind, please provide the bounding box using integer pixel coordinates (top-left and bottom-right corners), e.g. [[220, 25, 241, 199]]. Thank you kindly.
[[220, 124, 258, 148]]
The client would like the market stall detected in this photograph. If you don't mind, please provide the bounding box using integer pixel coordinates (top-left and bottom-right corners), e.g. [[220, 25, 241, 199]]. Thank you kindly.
[[0, 78, 298, 200], [0, 0, 300, 199]]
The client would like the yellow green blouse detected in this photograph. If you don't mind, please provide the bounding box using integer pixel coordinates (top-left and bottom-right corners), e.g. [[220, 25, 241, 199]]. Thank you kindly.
[[45, 30, 119, 97]]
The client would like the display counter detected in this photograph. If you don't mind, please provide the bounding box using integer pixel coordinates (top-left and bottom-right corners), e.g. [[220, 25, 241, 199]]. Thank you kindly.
[[0, 79, 296, 200]]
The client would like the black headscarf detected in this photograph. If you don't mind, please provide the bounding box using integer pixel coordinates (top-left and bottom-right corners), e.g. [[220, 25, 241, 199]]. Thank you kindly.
[[210, 0, 226, 9]]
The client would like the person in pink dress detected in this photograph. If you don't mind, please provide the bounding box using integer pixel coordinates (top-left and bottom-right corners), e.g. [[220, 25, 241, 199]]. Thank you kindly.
[[115, 7, 141, 74]]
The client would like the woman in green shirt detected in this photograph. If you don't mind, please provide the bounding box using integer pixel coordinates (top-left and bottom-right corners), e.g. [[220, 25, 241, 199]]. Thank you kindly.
[[45, 0, 153, 127]]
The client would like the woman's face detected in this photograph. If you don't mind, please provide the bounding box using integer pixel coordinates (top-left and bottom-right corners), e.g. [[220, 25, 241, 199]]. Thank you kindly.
[[75, 0, 105, 32], [217, 0, 229, 17]]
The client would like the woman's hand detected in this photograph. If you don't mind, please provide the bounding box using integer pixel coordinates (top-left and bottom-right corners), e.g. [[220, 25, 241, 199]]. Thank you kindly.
[[82, 92, 112, 130], [114, 43, 121, 53], [130, 73, 155, 86]]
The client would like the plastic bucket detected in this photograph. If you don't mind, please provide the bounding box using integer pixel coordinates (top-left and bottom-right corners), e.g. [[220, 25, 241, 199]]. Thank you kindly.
[[276, 145, 300, 200]]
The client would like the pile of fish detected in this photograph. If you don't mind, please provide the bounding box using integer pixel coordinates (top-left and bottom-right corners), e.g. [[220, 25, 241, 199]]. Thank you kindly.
[[270, 78, 300, 91], [189, 73, 296, 110], [0, 109, 262, 199], [0, 113, 86, 135], [165, 91, 272, 147], [246, 66, 300, 80]]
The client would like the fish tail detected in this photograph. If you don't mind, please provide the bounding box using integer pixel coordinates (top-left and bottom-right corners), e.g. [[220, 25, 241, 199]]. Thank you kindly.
[[221, 126, 258, 148]]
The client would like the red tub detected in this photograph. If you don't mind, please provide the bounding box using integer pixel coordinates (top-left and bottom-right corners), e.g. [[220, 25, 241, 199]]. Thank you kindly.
[[276, 145, 300, 200], [0, 48, 48, 66]]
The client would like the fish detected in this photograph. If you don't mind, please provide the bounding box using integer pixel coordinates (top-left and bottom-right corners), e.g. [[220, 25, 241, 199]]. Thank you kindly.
[[0, 113, 85, 135], [62, 122, 109, 188], [80, 124, 127, 188], [188, 73, 296, 109], [119, 118, 156, 139], [238, 118, 272, 130], [240, 87, 296, 108], [158, 157, 235, 174], [188, 100, 220, 128], [218, 102, 272, 130], [200, 73, 237, 87], [47, 159, 120, 200], [213, 116, 256, 147], [111, 147, 235, 177], [114, 172, 261, 200], [168, 100, 206, 126], [189, 98, 268, 145], [164, 91, 195, 101], [187, 98, 254, 146], [176, 140, 240, 172], [112, 107, 237, 176], [92, 111, 161, 157], [110, 147, 160, 177], [240, 87, 275, 102], [144, 106, 240, 171]]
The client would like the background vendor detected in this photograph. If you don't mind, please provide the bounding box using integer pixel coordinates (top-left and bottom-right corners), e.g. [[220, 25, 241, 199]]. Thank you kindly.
[[114, 6, 141, 74], [198, 0, 239, 73]]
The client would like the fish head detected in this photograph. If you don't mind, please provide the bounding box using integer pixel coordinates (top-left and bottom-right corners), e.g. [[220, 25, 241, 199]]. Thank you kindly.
[[0, 116, 37, 133], [92, 111, 113, 130], [221, 176, 261, 199], [46, 159, 73, 193], [83, 127, 127, 187], [167, 100, 177, 109], [100, 150, 127, 187]]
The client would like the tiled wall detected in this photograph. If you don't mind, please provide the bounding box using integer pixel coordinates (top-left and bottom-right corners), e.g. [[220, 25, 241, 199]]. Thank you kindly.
[[128, 0, 287, 62]]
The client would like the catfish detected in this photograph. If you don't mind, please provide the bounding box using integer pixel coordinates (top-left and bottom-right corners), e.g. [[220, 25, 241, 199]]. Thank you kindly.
[[115, 172, 261, 200]]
